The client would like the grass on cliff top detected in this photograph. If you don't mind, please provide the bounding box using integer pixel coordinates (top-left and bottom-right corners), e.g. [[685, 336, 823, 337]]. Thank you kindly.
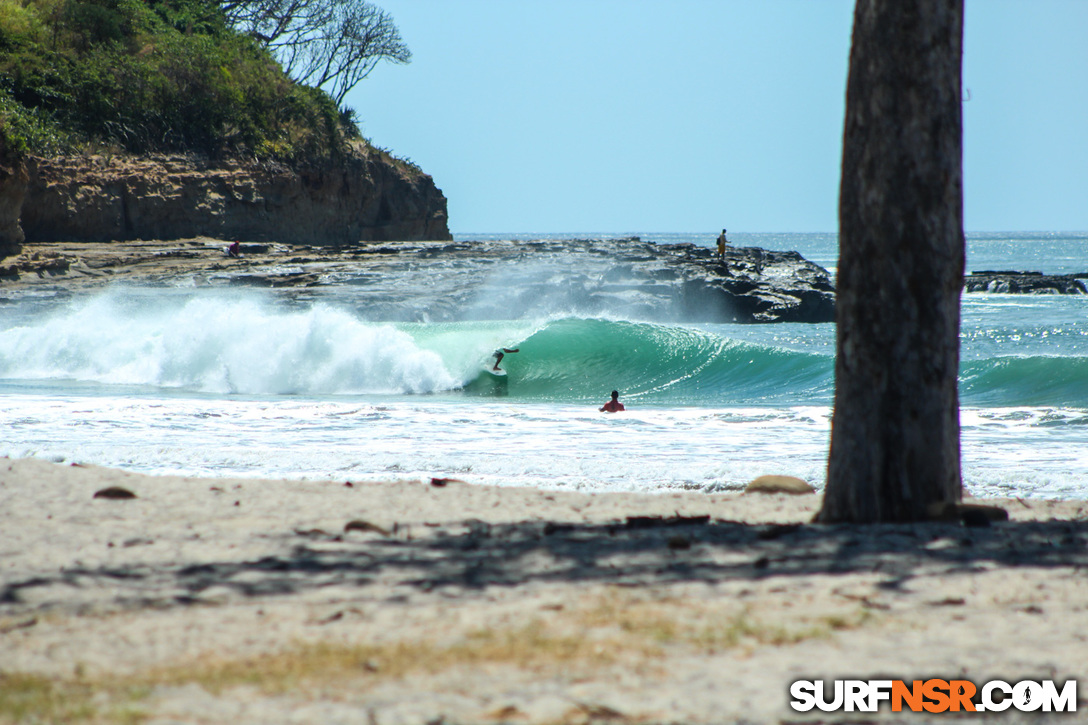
[[0, 0, 363, 165]]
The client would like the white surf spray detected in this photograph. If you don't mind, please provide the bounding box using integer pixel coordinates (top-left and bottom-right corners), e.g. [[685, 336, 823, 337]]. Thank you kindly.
[[0, 291, 460, 395]]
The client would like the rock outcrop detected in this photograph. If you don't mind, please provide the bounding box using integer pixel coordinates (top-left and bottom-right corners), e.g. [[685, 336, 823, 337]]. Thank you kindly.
[[1, 236, 836, 324], [1, 142, 451, 252], [666, 243, 836, 323], [965, 270, 1088, 294], [322, 237, 836, 324]]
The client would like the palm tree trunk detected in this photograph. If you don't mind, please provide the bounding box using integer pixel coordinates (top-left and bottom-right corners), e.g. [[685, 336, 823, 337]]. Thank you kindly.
[[820, 0, 965, 523]]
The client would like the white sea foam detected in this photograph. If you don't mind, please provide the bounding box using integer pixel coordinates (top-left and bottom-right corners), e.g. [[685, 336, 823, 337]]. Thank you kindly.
[[0, 292, 460, 395], [0, 394, 833, 492], [2, 392, 1082, 497]]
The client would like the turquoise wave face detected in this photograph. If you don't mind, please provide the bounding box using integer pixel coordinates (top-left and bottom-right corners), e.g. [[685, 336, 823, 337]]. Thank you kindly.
[[960, 356, 1088, 407], [432, 317, 1088, 408], [0, 293, 833, 403], [430, 317, 836, 405], [6, 288, 1086, 408]]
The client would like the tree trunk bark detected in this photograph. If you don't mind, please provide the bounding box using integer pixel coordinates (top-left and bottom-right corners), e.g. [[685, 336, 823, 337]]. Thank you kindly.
[[820, 0, 965, 523]]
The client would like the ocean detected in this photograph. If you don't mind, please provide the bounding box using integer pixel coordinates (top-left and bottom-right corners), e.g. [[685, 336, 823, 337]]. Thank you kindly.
[[2, 231, 1087, 499]]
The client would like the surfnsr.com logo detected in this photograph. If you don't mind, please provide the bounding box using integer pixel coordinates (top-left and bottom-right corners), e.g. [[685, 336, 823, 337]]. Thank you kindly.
[[790, 679, 1078, 713]]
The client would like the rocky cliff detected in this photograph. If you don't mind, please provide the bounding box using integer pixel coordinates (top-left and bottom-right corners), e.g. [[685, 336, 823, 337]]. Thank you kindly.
[[0, 141, 451, 255]]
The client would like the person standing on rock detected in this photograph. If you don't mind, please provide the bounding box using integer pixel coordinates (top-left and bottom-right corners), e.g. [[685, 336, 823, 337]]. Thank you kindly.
[[599, 390, 625, 413], [716, 229, 728, 260]]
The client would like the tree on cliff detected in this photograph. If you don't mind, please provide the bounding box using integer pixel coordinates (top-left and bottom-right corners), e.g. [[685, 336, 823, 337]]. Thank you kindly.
[[221, 0, 410, 105], [819, 0, 966, 522]]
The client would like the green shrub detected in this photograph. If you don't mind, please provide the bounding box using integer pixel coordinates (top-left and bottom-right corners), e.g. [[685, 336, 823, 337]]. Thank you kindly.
[[0, 0, 363, 162], [0, 82, 73, 154]]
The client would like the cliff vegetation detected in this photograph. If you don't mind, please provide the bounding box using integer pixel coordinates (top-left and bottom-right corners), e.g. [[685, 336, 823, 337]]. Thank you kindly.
[[0, 0, 382, 164], [0, 0, 451, 254]]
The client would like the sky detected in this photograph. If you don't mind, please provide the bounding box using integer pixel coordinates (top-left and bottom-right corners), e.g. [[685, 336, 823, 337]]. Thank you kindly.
[[347, 0, 1088, 235]]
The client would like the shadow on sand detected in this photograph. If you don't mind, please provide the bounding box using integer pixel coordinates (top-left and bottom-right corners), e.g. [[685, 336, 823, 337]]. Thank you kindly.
[[4, 514, 1087, 613]]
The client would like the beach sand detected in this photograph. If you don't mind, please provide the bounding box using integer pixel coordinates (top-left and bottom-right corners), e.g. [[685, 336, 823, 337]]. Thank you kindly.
[[1, 457, 1086, 723]]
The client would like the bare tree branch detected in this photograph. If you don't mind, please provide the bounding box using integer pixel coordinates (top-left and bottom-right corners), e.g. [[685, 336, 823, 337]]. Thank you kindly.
[[222, 0, 410, 104]]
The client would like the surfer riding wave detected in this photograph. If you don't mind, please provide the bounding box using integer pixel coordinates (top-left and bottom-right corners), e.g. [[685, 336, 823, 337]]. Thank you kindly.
[[492, 347, 519, 371]]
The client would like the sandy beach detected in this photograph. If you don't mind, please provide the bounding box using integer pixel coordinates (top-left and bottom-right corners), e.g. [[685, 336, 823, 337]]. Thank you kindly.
[[1, 457, 1086, 724]]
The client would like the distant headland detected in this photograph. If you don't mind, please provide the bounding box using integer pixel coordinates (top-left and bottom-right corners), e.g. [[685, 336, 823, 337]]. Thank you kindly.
[[0, 0, 451, 257]]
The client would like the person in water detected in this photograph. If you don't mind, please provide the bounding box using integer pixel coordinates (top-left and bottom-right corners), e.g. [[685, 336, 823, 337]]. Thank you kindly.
[[599, 390, 625, 412], [492, 347, 519, 371]]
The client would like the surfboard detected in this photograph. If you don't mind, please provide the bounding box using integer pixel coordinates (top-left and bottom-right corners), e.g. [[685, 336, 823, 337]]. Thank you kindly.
[[463, 365, 510, 396]]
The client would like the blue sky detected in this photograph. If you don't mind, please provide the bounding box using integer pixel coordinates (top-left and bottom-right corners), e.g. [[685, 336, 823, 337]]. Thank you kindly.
[[348, 1, 1088, 234]]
